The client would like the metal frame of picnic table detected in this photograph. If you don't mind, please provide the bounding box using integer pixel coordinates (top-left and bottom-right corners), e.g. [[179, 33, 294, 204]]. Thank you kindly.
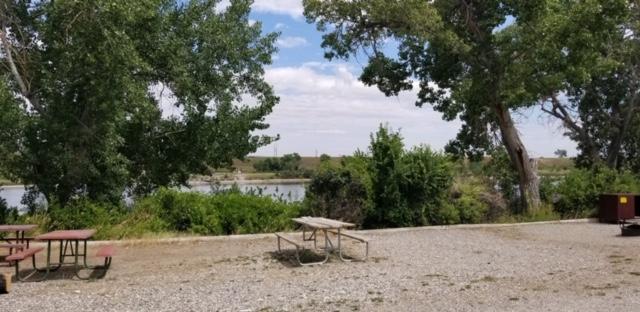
[[292, 217, 356, 265], [15, 229, 108, 282], [0, 224, 36, 256]]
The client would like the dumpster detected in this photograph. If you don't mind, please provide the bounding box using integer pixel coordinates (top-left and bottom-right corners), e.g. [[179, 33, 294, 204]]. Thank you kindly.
[[599, 193, 635, 223]]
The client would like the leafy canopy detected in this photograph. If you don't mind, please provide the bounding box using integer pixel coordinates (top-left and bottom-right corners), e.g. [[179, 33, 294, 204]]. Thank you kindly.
[[0, 0, 279, 204]]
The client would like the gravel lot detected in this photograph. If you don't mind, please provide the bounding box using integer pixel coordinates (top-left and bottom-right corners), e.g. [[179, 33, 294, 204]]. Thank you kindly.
[[2, 221, 640, 311]]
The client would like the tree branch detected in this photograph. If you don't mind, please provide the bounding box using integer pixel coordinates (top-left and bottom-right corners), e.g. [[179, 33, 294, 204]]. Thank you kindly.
[[0, 25, 43, 114]]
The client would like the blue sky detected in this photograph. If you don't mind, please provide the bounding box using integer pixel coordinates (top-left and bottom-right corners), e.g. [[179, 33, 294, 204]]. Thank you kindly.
[[223, 1, 577, 157]]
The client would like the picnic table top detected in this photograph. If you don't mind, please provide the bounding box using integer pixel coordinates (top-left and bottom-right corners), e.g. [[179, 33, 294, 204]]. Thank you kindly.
[[292, 217, 355, 229], [36, 229, 96, 241], [0, 224, 37, 232]]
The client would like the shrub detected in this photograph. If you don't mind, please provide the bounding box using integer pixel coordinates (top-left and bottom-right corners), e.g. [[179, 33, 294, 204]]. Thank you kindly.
[[401, 146, 454, 225], [0, 196, 18, 224], [131, 188, 301, 235], [48, 198, 126, 239], [304, 166, 370, 225], [553, 167, 640, 217], [362, 126, 454, 228], [449, 177, 491, 223], [482, 148, 520, 210], [253, 153, 302, 172]]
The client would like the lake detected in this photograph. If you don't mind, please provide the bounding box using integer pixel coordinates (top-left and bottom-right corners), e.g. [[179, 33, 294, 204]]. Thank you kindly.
[[0, 180, 307, 211]]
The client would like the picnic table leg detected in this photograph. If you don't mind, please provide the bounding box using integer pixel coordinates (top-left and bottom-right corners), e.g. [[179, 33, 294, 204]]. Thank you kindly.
[[75, 240, 110, 280], [336, 228, 354, 262], [73, 239, 84, 280], [295, 229, 330, 266], [34, 240, 62, 273], [16, 240, 52, 282]]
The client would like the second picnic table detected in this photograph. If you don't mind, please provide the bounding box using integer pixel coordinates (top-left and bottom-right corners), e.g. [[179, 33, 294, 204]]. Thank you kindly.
[[35, 229, 97, 280], [276, 217, 368, 265]]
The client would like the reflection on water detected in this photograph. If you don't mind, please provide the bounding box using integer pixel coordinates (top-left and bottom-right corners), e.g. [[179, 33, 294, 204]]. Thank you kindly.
[[0, 182, 307, 211]]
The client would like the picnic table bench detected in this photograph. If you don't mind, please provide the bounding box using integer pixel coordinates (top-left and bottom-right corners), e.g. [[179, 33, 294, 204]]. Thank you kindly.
[[276, 217, 369, 265]]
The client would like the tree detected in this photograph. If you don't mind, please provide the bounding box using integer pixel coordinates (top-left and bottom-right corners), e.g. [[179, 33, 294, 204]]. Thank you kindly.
[[538, 1, 639, 171], [554, 149, 568, 158], [303, 0, 627, 212], [319, 153, 331, 162], [0, 0, 278, 205]]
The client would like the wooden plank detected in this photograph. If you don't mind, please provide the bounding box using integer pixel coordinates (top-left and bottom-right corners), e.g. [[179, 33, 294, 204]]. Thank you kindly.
[[0, 224, 37, 232], [312, 217, 355, 228], [0, 243, 25, 249], [291, 217, 332, 229], [328, 229, 368, 242], [275, 233, 304, 248], [36, 229, 96, 241]]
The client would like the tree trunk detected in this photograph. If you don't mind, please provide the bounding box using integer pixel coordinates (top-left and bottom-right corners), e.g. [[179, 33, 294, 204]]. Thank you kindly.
[[492, 102, 541, 212], [606, 92, 639, 169]]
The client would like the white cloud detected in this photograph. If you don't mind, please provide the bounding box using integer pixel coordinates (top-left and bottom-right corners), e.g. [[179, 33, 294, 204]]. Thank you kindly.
[[253, 0, 304, 18], [255, 63, 577, 157], [276, 36, 309, 48], [275, 22, 287, 30], [215, 0, 231, 13], [256, 63, 461, 156]]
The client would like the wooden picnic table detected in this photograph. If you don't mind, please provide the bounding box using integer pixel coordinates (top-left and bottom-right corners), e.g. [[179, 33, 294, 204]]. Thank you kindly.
[[6, 229, 114, 282], [34, 229, 97, 280], [279, 217, 359, 265], [0, 224, 37, 258]]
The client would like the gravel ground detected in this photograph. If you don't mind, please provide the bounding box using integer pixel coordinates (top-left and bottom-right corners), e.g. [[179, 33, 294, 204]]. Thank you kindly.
[[2, 221, 640, 311]]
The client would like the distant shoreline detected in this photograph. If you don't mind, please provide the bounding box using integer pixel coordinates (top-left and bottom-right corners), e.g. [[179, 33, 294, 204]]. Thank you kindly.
[[1, 178, 311, 189]]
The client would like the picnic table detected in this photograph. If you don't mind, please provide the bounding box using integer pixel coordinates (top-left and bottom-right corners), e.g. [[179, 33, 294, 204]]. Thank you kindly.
[[0, 224, 36, 258], [275, 217, 369, 265], [6, 229, 114, 281]]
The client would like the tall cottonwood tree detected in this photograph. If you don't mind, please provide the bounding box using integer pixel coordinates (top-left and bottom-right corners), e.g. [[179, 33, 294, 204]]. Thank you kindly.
[[538, 0, 640, 171], [303, 0, 627, 212], [0, 0, 278, 205]]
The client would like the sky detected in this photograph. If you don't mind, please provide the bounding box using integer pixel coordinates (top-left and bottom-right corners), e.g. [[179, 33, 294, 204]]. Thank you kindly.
[[219, 0, 578, 157]]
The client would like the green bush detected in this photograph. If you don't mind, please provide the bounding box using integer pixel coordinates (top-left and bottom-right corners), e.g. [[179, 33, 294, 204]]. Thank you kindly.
[[400, 146, 454, 226], [553, 167, 640, 217], [482, 148, 520, 210], [253, 153, 302, 172], [0, 196, 18, 224], [48, 198, 126, 239], [450, 177, 491, 223], [132, 188, 301, 235], [304, 165, 370, 225], [306, 126, 454, 228]]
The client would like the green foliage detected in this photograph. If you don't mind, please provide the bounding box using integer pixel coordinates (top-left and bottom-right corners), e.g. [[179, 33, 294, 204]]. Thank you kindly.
[[253, 153, 302, 172], [133, 188, 301, 235], [20, 188, 301, 239], [0, 0, 278, 206], [304, 163, 371, 225], [367, 126, 407, 227], [253, 153, 312, 178], [0, 196, 18, 225], [306, 126, 454, 228], [319, 154, 331, 162], [482, 148, 520, 209], [495, 204, 561, 224], [449, 177, 491, 224], [553, 167, 640, 217], [554, 150, 568, 158], [303, 0, 629, 212], [48, 199, 127, 239]]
